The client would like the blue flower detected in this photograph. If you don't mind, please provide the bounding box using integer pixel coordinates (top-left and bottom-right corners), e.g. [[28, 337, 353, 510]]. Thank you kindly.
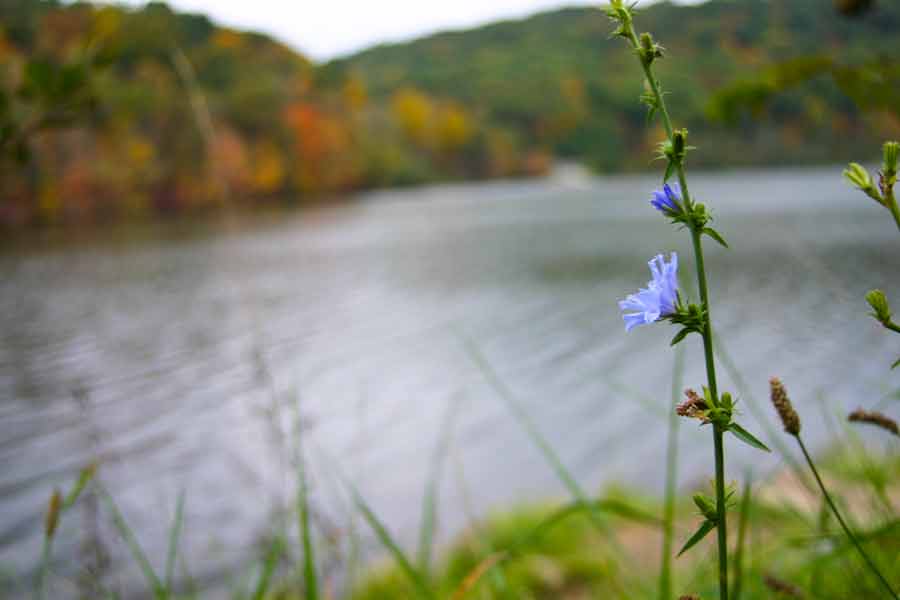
[[650, 183, 682, 214], [619, 252, 679, 331]]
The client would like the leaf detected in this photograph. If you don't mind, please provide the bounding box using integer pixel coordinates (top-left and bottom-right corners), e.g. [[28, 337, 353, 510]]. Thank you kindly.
[[670, 327, 691, 346], [663, 159, 675, 182], [164, 490, 186, 592], [703, 227, 729, 248], [892, 357, 900, 370], [677, 519, 716, 557], [729, 422, 771, 453]]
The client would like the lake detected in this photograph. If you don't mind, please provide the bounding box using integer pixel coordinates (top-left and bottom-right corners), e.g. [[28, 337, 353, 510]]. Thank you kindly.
[[1, 166, 897, 596]]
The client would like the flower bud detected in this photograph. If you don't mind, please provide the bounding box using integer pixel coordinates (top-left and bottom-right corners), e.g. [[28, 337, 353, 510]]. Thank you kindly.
[[865, 289, 892, 326], [673, 129, 688, 160], [848, 408, 899, 436], [883, 141, 898, 179], [844, 162, 883, 204], [692, 493, 717, 521], [769, 377, 800, 436], [880, 141, 899, 199], [45, 489, 62, 539], [638, 32, 663, 64]]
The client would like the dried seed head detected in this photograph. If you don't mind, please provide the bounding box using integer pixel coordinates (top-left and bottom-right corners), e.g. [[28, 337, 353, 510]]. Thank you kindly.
[[848, 408, 899, 437], [769, 377, 800, 435], [45, 489, 62, 539], [763, 574, 804, 598], [677, 388, 709, 422]]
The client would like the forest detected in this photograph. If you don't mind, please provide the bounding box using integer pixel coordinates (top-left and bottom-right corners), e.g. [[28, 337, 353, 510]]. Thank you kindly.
[[1, 0, 899, 227]]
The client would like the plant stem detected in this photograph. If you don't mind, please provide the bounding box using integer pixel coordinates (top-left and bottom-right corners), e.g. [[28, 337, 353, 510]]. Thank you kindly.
[[622, 20, 728, 599], [795, 436, 898, 599], [712, 425, 728, 600], [884, 189, 900, 232], [884, 319, 900, 335]]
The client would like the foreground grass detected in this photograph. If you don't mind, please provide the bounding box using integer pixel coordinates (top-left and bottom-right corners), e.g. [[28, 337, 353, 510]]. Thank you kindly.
[[308, 447, 898, 600]]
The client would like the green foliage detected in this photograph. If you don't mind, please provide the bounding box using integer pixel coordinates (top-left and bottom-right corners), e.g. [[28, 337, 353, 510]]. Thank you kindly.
[[333, 0, 900, 172]]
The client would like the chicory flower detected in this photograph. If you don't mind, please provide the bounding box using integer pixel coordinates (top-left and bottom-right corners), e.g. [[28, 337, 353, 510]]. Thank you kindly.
[[619, 252, 679, 331], [650, 183, 682, 215]]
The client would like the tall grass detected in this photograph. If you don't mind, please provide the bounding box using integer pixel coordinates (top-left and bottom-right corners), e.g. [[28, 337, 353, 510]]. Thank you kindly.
[[659, 346, 685, 600]]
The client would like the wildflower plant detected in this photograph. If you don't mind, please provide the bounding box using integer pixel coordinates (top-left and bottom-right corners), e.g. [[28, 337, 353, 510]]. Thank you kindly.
[[609, 2, 770, 598], [768, 379, 898, 599], [846, 141, 900, 369]]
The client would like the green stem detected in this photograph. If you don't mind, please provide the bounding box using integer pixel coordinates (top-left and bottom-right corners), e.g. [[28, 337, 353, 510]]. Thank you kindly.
[[623, 21, 727, 600], [712, 425, 728, 600], [884, 189, 900, 232], [795, 436, 898, 599], [884, 320, 900, 335]]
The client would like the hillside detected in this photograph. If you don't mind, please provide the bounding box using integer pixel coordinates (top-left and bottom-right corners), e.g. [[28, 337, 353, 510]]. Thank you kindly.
[[1, 1, 539, 227], [2, 0, 899, 227], [327, 0, 900, 171]]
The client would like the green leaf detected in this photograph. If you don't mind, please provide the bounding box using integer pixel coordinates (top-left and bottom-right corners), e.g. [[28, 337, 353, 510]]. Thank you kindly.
[[677, 519, 716, 557], [892, 357, 900, 370], [729, 422, 771, 452], [670, 327, 691, 346], [663, 159, 675, 182], [703, 227, 729, 248]]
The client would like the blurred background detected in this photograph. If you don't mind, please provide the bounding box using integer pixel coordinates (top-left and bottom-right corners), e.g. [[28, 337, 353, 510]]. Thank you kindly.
[[1, 0, 898, 597]]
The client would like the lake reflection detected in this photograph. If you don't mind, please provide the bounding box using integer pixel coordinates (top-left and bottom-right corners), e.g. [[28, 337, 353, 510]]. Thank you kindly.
[[1, 167, 897, 596]]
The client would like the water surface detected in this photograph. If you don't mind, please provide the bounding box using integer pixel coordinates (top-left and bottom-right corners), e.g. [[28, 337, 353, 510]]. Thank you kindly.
[[1, 167, 897, 596]]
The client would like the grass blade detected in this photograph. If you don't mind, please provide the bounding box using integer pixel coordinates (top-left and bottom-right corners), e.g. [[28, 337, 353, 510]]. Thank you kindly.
[[731, 475, 752, 600], [297, 450, 318, 600], [714, 335, 813, 492], [514, 498, 661, 552], [348, 483, 434, 600], [250, 536, 284, 600], [417, 395, 460, 580], [164, 490, 186, 592], [449, 552, 508, 600], [659, 346, 684, 600], [97, 484, 166, 599], [456, 332, 621, 543]]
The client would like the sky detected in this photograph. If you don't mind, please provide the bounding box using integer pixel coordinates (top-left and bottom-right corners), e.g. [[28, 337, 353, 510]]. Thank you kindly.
[[114, 0, 603, 61]]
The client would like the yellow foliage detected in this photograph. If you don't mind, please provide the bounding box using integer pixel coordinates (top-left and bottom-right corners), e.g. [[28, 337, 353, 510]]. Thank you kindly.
[[392, 88, 434, 145], [91, 7, 122, 43], [212, 29, 244, 50], [251, 141, 286, 193], [343, 76, 368, 112], [436, 105, 473, 152]]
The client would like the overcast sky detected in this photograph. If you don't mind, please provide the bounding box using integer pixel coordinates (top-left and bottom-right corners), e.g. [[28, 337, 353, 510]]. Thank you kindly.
[[114, 0, 606, 61]]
